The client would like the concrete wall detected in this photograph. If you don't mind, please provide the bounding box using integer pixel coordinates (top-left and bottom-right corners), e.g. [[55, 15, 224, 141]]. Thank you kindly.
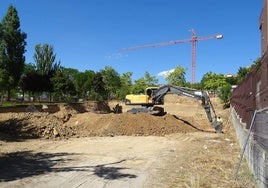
[[231, 107, 268, 188]]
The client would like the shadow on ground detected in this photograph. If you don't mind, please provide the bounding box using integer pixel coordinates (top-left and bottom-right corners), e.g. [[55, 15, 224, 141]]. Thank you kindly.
[[0, 118, 39, 142], [173, 115, 215, 133], [0, 151, 137, 182], [94, 160, 137, 179], [0, 151, 75, 181]]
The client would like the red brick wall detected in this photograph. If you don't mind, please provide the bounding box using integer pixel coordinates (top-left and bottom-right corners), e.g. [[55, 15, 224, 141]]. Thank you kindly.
[[260, 0, 268, 56], [231, 0, 268, 128]]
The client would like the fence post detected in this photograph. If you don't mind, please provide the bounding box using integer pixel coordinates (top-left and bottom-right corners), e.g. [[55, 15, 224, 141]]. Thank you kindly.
[[234, 110, 257, 180]]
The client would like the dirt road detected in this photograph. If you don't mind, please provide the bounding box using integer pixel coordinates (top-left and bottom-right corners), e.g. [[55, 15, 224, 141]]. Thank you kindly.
[[1, 132, 251, 188], [0, 134, 191, 187], [0, 95, 257, 187]]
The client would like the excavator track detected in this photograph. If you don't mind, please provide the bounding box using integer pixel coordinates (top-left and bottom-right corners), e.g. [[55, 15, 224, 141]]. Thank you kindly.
[[127, 106, 166, 116]]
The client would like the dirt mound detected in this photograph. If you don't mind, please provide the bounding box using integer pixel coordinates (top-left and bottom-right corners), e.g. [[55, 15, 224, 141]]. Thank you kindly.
[[0, 112, 206, 140], [0, 112, 199, 139], [65, 113, 200, 137], [0, 98, 217, 140]]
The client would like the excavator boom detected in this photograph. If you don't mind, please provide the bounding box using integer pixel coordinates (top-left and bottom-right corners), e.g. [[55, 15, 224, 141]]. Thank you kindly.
[[125, 85, 222, 133], [152, 85, 216, 121]]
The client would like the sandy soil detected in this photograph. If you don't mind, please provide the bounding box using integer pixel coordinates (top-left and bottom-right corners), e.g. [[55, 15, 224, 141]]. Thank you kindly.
[[0, 95, 257, 187]]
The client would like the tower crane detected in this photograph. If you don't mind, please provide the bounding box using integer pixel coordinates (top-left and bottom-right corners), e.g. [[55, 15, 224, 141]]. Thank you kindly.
[[118, 29, 223, 84]]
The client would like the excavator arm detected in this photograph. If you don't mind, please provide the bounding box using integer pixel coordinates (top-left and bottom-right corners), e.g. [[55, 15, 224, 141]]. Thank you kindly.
[[151, 85, 222, 132], [126, 85, 222, 133]]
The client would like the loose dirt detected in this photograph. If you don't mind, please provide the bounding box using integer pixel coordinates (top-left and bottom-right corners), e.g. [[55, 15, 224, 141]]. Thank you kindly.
[[0, 94, 257, 187]]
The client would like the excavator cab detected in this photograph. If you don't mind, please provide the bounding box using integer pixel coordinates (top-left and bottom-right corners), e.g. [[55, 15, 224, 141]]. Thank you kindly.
[[125, 87, 160, 106], [145, 87, 158, 97], [146, 87, 164, 105]]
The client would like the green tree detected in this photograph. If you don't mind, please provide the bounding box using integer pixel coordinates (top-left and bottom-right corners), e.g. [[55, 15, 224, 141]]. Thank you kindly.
[[51, 71, 75, 102], [201, 72, 226, 91], [117, 72, 132, 99], [236, 58, 260, 84], [120, 72, 132, 86], [250, 57, 261, 71], [131, 71, 158, 94], [92, 72, 107, 101], [219, 83, 232, 107], [61, 67, 79, 80], [73, 70, 95, 99], [0, 69, 8, 103], [19, 71, 43, 94], [144, 71, 158, 86], [236, 66, 249, 84], [226, 76, 237, 86], [100, 66, 121, 100], [33, 44, 61, 95], [132, 78, 146, 94], [33, 44, 60, 76], [165, 65, 187, 86], [23, 63, 36, 74], [0, 24, 7, 99], [185, 82, 202, 90], [0, 5, 27, 100]]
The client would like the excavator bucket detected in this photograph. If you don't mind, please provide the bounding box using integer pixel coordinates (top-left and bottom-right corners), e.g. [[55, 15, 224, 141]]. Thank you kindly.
[[212, 121, 223, 133]]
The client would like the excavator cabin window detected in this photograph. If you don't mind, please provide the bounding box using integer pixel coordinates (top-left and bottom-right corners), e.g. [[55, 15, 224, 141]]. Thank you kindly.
[[146, 87, 159, 98], [146, 88, 153, 97]]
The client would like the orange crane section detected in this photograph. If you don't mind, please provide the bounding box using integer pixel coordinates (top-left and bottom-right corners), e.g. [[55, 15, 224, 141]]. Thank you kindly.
[[118, 29, 223, 84]]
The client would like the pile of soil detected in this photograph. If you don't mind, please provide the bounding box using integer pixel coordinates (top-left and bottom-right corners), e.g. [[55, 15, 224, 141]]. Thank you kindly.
[[0, 95, 217, 140], [66, 113, 200, 137], [0, 111, 204, 140]]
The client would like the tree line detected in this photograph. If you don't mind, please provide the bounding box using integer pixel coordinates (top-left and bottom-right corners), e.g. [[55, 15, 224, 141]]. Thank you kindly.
[[0, 5, 258, 104]]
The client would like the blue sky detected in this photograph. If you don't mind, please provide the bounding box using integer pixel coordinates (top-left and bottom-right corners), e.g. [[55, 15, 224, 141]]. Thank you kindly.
[[0, 0, 262, 83]]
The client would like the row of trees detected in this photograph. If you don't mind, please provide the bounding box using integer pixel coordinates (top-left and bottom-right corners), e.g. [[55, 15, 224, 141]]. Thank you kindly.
[[0, 5, 257, 104], [18, 58, 257, 104], [20, 62, 159, 102]]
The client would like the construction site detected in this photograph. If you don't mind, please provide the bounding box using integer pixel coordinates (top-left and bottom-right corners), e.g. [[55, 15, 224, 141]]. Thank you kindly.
[[0, 95, 257, 187], [0, 1, 267, 188]]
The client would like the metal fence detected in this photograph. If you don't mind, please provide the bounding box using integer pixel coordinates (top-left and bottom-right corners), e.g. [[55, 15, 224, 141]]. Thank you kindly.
[[232, 108, 268, 188], [252, 109, 268, 188], [231, 52, 268, 187]]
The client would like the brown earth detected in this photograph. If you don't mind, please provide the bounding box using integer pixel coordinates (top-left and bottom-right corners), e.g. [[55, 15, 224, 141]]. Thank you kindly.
[[0, 95, 257, 187], [0, 112, 201, 140], [0, 94, 215, 140]]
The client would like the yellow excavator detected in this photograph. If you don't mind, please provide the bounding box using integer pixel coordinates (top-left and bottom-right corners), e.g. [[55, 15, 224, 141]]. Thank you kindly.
[[124, 85, 222, 133]]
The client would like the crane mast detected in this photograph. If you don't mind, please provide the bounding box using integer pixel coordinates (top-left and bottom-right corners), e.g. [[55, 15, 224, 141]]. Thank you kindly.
[[118, 29, 223, 84]]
